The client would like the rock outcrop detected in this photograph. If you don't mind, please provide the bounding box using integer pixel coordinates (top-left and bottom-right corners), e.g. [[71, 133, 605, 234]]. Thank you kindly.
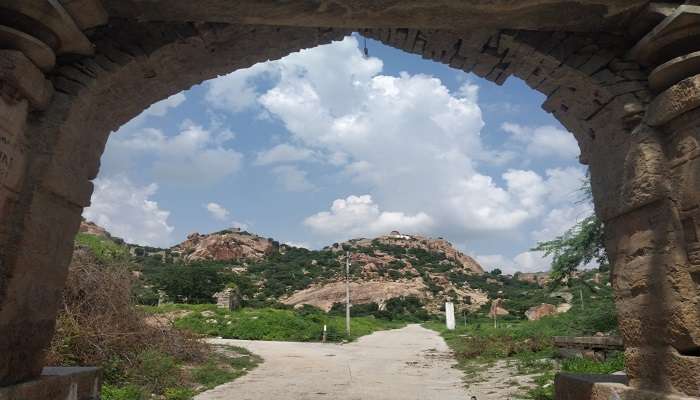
[[489, 298, 509, 317], [283, 278, 488, 314], [515, 271, 550, 287], [283, 280, 427, 312], [79, 219, 113, 240], [525, 303, 572, 321], [173, 229, 275, 262]]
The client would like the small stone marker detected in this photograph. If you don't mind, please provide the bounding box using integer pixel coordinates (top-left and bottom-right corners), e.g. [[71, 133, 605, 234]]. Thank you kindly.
[[445, 302, 456, 330]]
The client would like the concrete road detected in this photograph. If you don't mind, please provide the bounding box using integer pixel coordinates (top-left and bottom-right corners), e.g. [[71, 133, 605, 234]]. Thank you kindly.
[[195, 324, 471, 400]]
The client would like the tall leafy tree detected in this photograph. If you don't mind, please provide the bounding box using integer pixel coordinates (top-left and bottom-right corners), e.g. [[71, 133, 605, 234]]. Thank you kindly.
[[532, 177, 608, 287], [153, 263, 228, 303]]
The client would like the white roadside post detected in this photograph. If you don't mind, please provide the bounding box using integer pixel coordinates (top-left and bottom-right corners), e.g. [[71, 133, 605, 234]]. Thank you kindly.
[[346, 251, 351, 337], [445, 302, 456, 330]]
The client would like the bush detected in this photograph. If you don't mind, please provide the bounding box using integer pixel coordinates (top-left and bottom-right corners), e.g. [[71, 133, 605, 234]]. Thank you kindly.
[[523, 371, 556, 400], [102, 384, 146, 400], [164, 304, 404, 342], [562, 352, 624, 374], [152, 263, 230, 304], [75, 233, 130, 263], [164, 387, 196, 400], [191, 360, 239, 389], [328, 297, 429, 322], [329, 302, 379, 317], [381, 296, 430, 321], [47, 249, 206, 395], [130, 350, 181, 394]]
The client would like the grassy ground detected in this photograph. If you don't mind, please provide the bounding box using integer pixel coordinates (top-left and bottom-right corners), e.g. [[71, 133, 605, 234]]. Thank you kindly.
[[143, 304, 406, 342], [102, 345, 262, 400], [426, 300, 623, 400]]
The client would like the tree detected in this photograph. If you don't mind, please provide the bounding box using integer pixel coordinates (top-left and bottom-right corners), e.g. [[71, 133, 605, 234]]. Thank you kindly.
[[532, 177, 608, 287], [490, 268, 502, 276], [153, 264, 228, 303]]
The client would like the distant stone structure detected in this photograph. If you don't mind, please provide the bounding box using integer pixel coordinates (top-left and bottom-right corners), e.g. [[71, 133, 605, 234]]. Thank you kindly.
[[157, 290, 168, 307], [1, 1, 699, 399], [213, 288, 241, 311]]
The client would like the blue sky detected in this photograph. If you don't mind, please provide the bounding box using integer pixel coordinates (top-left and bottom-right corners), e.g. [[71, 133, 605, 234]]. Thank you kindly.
[[84, 35, 591, 274]]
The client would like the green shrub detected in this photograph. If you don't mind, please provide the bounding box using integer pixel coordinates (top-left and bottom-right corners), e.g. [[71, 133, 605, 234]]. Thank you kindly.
[[163, 387, 195, 400], [129, 350, 180, 394], [192, 360, 237, 389], [523, 371, 556, 400], [228, 350, 262, 371], [329, 302, 379, 317], [102, 384, 147, 400], [165, 305, 403, 342], [152, 263, 229, 304], [562, 352, 624, 374], [75, 233, 130, 262]]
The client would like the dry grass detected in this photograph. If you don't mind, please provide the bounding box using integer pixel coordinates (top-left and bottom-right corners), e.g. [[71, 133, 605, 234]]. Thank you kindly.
[[46, 248, 205, 380]]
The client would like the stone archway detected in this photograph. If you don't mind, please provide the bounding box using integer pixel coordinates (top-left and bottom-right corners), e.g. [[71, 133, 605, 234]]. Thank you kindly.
[[0, 1, 699, 398]]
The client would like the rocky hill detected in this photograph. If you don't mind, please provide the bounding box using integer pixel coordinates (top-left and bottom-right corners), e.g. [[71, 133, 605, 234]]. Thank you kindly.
[[172, 228, 276, 262], [79, 218, 116, 240], [78, 221, 494, 314], [332, 231, 484, 274], [281, 231, 487, 312]]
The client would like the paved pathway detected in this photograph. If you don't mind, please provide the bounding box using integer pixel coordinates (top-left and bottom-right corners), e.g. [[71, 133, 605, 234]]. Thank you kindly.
[[195, 324, 472, 400]]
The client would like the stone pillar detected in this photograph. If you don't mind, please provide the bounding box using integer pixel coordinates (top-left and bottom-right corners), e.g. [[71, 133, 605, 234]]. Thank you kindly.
[[0, 50, 59, 385], [606, 5, 700, 397], [0, 1, 97, 386]]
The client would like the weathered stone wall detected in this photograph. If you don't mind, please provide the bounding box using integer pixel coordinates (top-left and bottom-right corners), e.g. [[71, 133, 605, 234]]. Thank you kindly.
[[102, 0, 650, 32]]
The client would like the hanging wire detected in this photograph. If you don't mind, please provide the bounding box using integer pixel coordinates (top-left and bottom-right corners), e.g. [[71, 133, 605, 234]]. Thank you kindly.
[[363, 36, 369, 58]]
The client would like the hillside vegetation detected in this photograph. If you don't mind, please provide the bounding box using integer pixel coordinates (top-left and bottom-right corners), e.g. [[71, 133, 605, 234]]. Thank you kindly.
[[121, 228, 579, 323], [77, 221, 613, 327], [51, 246, 262, 400], [146, 304, 405, 342]]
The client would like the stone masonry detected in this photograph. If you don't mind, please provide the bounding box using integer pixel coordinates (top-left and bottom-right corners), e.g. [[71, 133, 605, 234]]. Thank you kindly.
[[0, 1, 698, 399]]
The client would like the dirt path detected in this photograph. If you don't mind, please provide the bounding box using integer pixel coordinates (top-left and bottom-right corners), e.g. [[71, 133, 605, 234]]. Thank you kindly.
[[195, 324, 471, 400], [196, 324, 535, 400], [464, 360, 537, 399]]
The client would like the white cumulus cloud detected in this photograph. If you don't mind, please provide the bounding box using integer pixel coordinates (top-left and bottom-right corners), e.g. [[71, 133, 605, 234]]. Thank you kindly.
[[101, 121, 243, 186], [475, 251, 552, 275], [254, 144, 316, 165], [205, 36, 586, 244], [142, 93, 186, 118], [304, 195, 434, 241], [201, 35, 589, 272], [272, 165, 316, 192], [83, 176, 174, 247], [205, 63, 275, 112], [502, 122, 580, 160], [205, 202, 230, 221]]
